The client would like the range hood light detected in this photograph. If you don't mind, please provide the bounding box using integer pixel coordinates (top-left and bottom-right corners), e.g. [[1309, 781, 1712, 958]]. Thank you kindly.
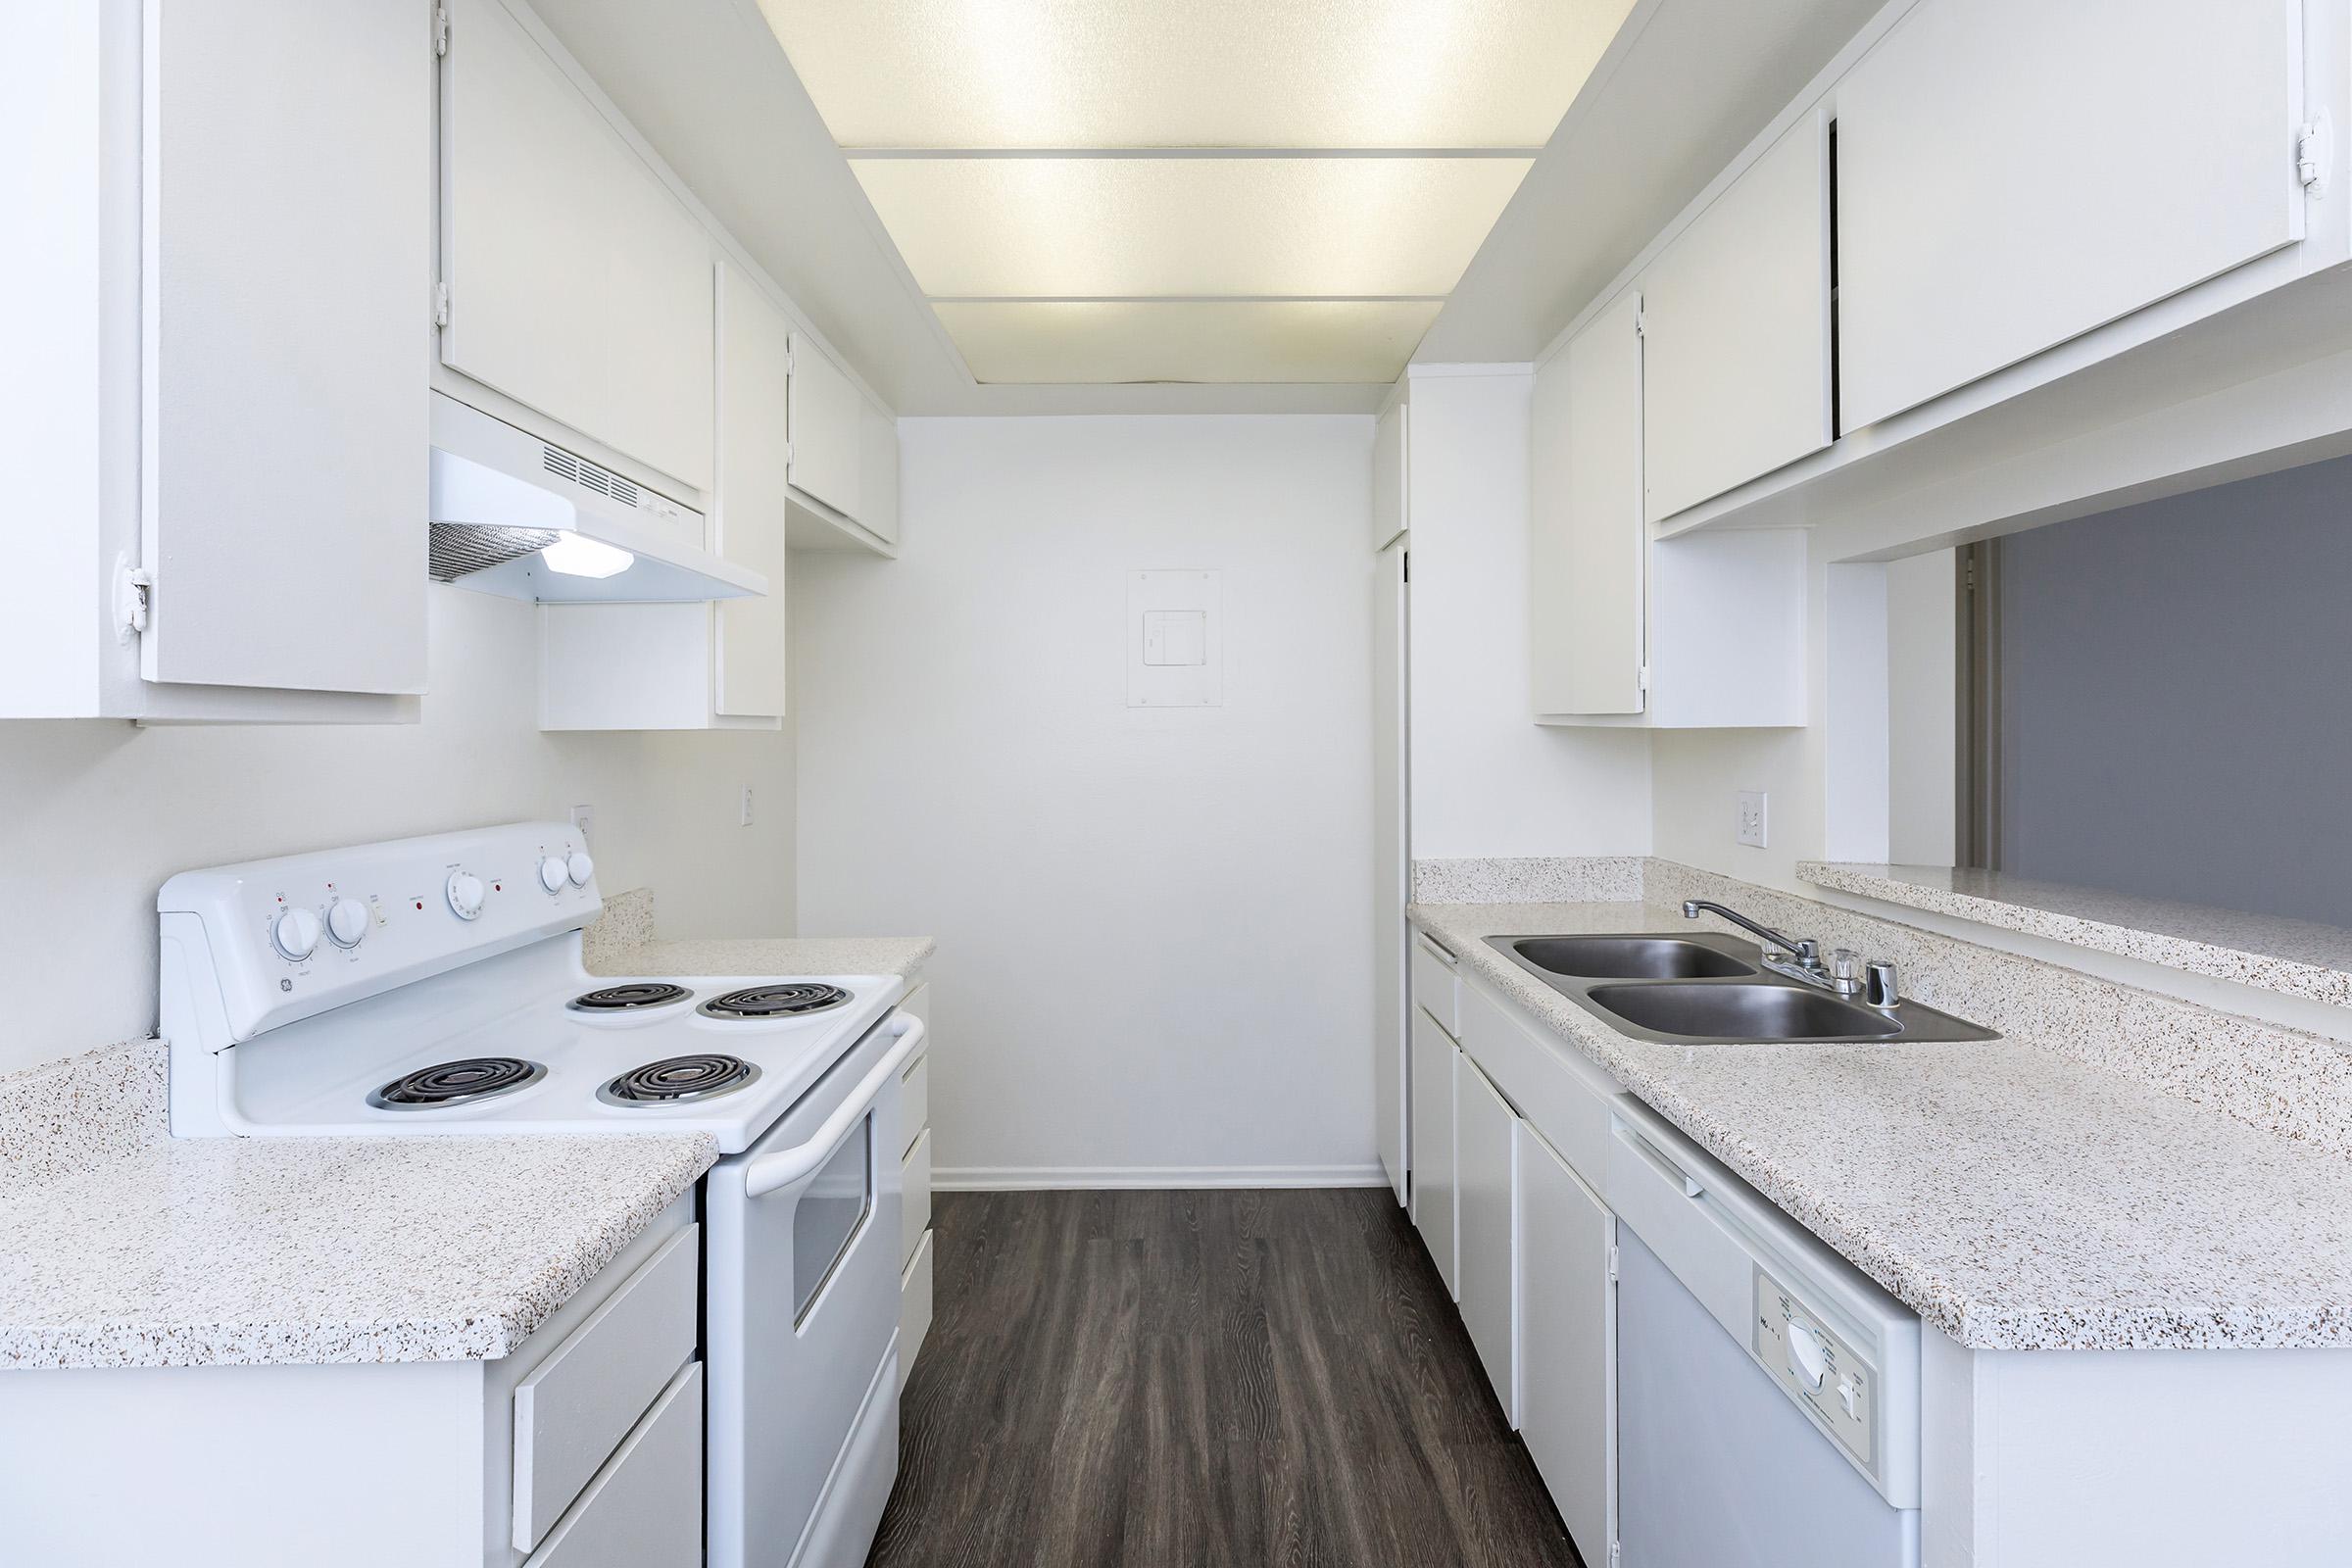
[[539, 532, 635, 580]]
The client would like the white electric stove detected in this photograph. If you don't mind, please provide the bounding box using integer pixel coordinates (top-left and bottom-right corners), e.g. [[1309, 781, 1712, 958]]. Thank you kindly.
[[158, 821, 915, 1568]]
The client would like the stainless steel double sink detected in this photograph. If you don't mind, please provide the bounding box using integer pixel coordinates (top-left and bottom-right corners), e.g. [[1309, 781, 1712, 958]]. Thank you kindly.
[[1488, 933, 1998, 1046]]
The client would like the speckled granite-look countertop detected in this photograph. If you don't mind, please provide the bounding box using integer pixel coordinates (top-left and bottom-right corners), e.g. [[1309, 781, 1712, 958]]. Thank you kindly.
[[1411, 897, 2352, 1352], [580, 887, 935, 983], [0, 1083, 714, 1369]]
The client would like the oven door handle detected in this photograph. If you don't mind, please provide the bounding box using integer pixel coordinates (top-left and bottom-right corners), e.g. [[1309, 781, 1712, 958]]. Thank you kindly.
[[743, 1014, 926, 1201]]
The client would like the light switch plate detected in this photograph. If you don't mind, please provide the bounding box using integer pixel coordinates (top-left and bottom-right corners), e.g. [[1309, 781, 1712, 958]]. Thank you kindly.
[[1737, 790, 1768, 849], [1128, 570, 1221, 708]]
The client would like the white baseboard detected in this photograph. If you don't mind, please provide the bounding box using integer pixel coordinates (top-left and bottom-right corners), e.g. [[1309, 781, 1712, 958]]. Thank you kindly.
[[932, 1162, 1391, 1193]]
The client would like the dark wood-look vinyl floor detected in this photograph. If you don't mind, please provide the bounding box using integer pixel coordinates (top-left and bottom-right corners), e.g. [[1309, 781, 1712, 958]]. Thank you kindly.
[[868, 1188, 1583, 1568]]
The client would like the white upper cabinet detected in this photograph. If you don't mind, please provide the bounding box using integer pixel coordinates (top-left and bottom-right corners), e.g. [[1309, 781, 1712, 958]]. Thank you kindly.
[[715, 261, 793, 718], [1640, 110, 1833, 522], [440, 0, 714, 492], [1838, 0, 2307, 431], [858, 400, 902, 547], [1530, 290, 1644, 718], [786, 334, 863, 518], [141, 0, 427, 697], [1371, 401, 1407, 551]]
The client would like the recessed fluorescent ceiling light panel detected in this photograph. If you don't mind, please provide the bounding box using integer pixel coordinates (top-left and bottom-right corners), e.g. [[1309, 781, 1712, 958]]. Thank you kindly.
[[757, 0, 1638, 384]]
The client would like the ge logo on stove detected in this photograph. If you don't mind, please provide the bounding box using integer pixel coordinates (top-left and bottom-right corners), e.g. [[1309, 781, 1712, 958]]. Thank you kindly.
[[280, 978, 294, 992]]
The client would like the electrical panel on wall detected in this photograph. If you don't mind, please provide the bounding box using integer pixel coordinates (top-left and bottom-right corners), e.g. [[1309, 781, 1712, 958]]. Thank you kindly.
[[1128, 570, 1222, 708]]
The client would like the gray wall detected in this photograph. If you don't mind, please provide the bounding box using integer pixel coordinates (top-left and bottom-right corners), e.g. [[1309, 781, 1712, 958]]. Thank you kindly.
[[1998, 454, 2352, 925]]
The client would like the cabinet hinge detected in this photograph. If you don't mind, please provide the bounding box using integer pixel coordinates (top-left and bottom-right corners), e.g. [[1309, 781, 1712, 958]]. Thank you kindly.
[[782, 439, 794, 467], [1608, 1543, 1622, 1568], [432, 280, 451, 329], [1632, 301, 1645, 339], [1606, 1243, 1620, 1283], [1637, 664, 1650, 695], [113, 556, 153, 641], [2299, 111, 2333, 195], [432, 5, 450, 57]]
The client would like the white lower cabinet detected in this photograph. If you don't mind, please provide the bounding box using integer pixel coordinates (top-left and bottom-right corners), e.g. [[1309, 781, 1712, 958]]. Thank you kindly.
[[899, 981, 935, 1386], [1455, 1056, 1519, 1423], [521, 1363, 703, 1568], [1409, 1005, 1459, 1298], [1517, 1121, 1616, 1568]]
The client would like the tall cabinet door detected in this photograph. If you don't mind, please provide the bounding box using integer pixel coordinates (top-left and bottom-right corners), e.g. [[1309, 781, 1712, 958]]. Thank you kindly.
[[1838, 0, 2306, 429], [1529, 289, 1643, 717], [1518, 1122, 1614, 1568], [142, 0, 426, 696], [713, 261, 790, 717], [440, 0, 714, 490], [1408, 1007, 1458, 1298], [1372, 543, 1410, 1204], [1641, 109, 1833, 522], [1455, 1058, 1518, 1423]]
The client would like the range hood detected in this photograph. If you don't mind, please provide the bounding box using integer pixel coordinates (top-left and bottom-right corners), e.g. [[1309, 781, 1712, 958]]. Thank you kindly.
[[428, 394, 765, 603]]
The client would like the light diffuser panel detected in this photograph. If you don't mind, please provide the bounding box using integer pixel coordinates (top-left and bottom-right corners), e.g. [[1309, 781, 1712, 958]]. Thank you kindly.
[[759, 0, 1638, 149], [934, 301, 1443, 384], [853, 157, 1534, 299]]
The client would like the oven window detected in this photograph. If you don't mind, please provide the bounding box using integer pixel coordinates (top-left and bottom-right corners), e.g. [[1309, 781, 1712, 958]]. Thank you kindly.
[[793, 1114, 873, 1325]]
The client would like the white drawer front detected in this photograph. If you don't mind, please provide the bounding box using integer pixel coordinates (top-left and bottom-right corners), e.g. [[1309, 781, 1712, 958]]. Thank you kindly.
[[524, 1362, 704, 1568], [513, 1224, 699, 1551], [903, 1124, 934, 1266], [901, 1052, 929, 1157], [900, 1227, 935, 1388], [1411, 934, 1461, 1040]]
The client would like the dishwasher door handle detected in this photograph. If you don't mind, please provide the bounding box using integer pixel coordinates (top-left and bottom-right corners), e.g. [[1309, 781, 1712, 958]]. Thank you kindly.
[[1619, 1123, 1705, 1200]]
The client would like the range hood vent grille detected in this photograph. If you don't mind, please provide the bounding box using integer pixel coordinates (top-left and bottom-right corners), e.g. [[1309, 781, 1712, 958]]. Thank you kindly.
[[541, 445, 640, 509], [428, 522, 561, 583]]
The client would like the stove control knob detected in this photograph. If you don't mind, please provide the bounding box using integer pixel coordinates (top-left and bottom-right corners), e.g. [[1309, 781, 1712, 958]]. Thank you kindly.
[[271, 906, 322, 961], [325, 898, 369, 949], [566, 850, 594, 887], [538, 856, 568, 894], [446, 870, 486, 921]]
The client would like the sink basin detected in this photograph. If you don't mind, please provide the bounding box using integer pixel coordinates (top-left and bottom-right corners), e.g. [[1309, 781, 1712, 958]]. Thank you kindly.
[[1507, 935, 1756, 981], [1584, 983, 1903, 1043]]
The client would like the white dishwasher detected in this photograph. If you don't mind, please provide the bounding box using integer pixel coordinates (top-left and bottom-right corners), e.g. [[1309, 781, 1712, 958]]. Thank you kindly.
[[1605, 1094, 1922, 1568]]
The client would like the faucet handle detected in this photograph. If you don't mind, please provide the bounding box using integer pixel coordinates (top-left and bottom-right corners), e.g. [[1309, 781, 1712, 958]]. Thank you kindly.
[[1827, 948, 1863, 996], [1864, 959, 1899, 1009]]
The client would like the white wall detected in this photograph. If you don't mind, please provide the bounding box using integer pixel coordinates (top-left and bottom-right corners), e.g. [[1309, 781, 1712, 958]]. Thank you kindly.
[[1403, 368, 1652, 858], [1886, 549, 1957, 864], [792, 415, 1380, 1185], [0, 586, 796, 1075]]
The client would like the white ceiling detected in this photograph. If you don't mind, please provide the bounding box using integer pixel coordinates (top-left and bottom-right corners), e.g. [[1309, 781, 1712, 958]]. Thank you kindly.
[[530, 0, 1884, 415]]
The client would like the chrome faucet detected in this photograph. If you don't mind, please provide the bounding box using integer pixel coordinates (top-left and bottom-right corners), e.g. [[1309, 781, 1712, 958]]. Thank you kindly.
[[1682, 900, 1821, 970], [1681, 899, 1896, 1004]]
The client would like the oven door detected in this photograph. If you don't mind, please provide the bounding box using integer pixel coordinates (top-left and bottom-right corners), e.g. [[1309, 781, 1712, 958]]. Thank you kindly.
[[706, 1011, 922, 1568]]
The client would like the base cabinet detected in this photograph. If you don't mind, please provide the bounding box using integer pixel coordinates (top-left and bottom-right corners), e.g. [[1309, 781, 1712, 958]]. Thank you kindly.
[[1409, 1006, 1459, 1298], [1456, 1057, 1519, 1422], [898, 981, 935, 1385], [1518, 1122, 1616, 1568]]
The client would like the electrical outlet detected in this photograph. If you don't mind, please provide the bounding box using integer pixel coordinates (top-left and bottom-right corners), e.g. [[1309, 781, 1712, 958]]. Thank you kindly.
[[739, 786, 755, 828], [1737, 790, 1768, 849], [570, 804, 596, 843]]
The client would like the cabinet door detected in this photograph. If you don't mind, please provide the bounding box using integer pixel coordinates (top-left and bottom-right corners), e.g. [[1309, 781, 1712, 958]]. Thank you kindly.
[[1529, 289, 1643, 716], [1642, 110, 1832, 522], [859, 400, 902, 545], [1518, 1121, 1614, 1567], [787, 333, 863, 517], [1456, 1057, 1518, 1424], [1838, 0, 2305, 430], [714, 260, 790, 717], [1371, 401, 1407, 550], [142, 0, 426, 696], [1409, 1007, 1458, 1298], [441, 0, 714, 489]]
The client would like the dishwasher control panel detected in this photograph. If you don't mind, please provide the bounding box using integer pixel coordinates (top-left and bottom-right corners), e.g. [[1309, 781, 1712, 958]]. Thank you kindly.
[[1754, 1265, 1878, 1479]]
